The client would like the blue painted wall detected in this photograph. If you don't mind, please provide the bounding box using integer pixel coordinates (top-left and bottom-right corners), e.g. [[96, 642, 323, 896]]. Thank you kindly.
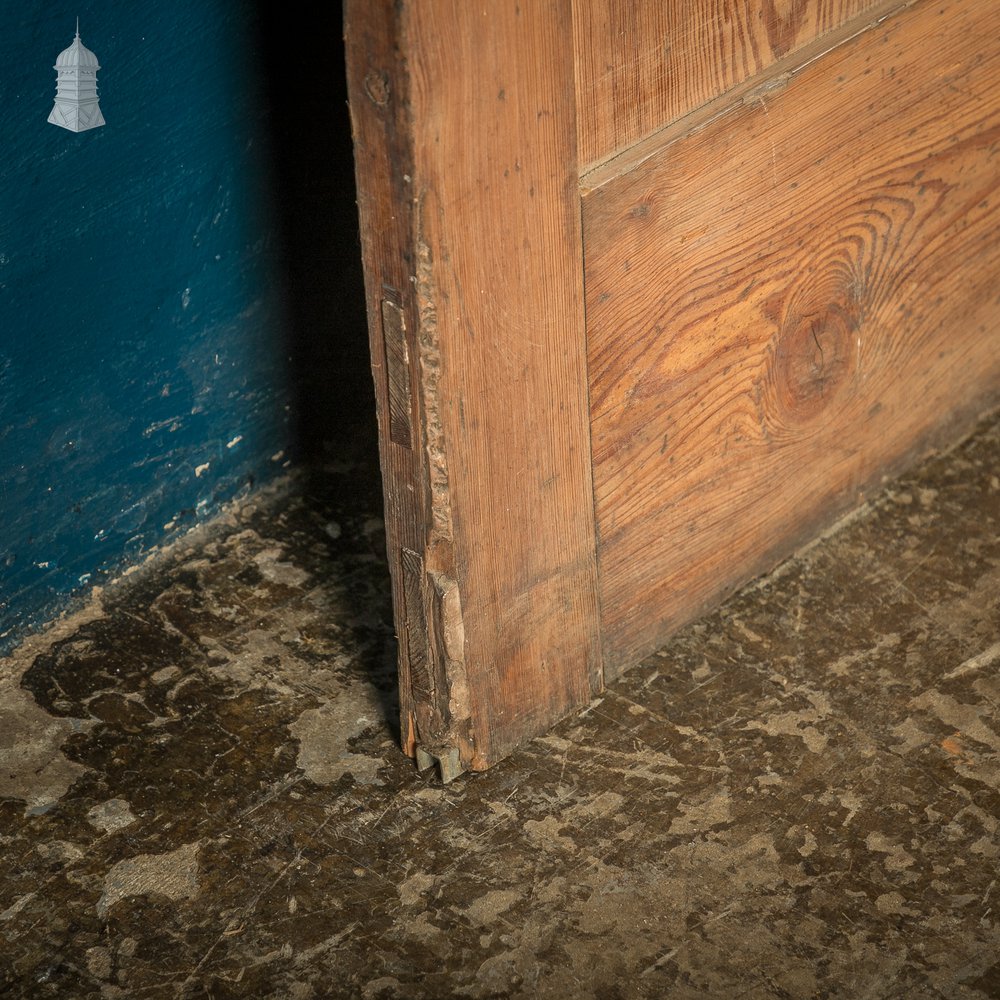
[[0, 5, 320, 648]]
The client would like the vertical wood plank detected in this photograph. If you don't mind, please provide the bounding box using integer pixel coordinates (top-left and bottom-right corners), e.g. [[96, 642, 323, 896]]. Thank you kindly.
[[344, 2, 426, 761], [347, 1, 603, 771]]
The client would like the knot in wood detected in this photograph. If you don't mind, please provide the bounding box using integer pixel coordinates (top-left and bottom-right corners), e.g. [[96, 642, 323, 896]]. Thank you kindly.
[[769, 276, 861, 422]]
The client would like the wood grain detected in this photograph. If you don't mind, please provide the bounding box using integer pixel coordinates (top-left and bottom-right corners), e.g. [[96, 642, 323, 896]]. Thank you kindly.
[[347, 1, 603, 771], [584, 0, 1000, 672], [573, 0, 888, 168]]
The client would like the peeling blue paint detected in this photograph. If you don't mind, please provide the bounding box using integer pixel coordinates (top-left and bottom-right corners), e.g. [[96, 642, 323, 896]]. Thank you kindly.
[[0, 5, 294, 649]]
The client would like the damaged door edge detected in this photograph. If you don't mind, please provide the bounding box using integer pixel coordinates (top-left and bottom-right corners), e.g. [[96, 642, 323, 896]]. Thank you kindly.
[[400, 198, 473, 784], [345, 1, 471, 783]]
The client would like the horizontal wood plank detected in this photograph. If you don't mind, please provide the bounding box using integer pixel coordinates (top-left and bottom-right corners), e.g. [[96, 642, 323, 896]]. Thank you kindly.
[[584, 0, 1000, 672], [573, 0, 889, 168]]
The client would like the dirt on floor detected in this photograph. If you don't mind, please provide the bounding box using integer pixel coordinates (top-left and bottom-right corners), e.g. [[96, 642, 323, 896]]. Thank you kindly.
[[2, 416, 999, 999]]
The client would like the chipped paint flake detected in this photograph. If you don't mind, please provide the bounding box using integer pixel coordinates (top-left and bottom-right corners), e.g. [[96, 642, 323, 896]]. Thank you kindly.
[[253, 547, 309, 587], [0, 683, 92, 815], [87, 798, 137, 833], [289, 681, 388, 786], [97, 841, 200, 918]]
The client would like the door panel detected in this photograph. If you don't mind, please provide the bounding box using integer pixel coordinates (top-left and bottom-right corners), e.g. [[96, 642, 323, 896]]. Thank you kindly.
[[346, 0, 1000, 774], [583, 0, 1000, 672], [573, 0, 888, 168]]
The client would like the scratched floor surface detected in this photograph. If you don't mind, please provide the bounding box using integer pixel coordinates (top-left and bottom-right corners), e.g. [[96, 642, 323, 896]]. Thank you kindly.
[[2, 412, 999, 1000]]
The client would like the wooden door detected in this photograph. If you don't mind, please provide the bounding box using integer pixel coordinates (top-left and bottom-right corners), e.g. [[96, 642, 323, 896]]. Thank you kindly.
[[345, 0, 1000, 777]]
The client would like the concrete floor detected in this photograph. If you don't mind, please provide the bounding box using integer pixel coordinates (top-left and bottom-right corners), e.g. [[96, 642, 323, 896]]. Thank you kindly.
[[2, 413, 999, 1000]]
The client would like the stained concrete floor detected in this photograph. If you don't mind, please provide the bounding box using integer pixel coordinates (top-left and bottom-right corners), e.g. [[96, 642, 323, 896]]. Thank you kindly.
[[2, 412, 999, 1000]]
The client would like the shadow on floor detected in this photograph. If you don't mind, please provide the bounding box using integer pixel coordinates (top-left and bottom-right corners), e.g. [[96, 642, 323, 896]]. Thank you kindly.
[[249, 0, 397, 725]]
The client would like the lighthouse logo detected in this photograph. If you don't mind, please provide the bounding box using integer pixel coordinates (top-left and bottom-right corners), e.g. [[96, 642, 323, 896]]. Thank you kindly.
[[49, 19, 106, 132]]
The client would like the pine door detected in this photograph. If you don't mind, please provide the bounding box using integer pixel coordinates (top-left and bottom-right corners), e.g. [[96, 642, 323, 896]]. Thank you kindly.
[[346, 0, 1000, 776]]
